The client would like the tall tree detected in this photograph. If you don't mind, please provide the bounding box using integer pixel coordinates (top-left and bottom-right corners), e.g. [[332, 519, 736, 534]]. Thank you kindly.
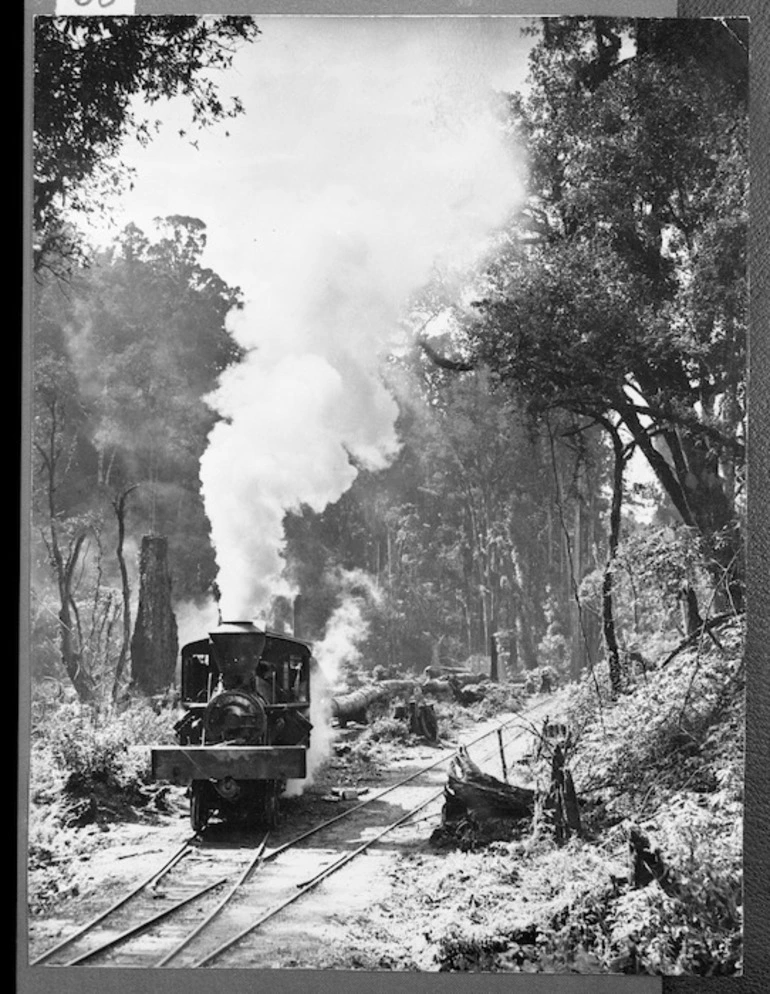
[[470, 17, 747, 611], [36, 217, 243, 600], [282, 355, 608, 676], [31, 219, 244, 695], [32, 339, 99, 701]]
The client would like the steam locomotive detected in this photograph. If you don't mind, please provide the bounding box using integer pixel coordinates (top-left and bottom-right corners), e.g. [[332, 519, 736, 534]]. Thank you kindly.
[[151, 621, 313, 831]]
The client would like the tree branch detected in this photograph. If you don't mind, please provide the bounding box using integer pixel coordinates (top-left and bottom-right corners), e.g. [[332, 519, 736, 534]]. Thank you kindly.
[[418, 337, 476, 372]]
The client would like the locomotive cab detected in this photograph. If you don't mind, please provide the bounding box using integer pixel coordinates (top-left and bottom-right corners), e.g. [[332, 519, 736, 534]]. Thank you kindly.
[[152, 621, 313, 831]]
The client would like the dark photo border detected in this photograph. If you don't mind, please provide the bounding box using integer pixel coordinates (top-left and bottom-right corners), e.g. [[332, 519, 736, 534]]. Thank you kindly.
[[19, 2, 768, 993]]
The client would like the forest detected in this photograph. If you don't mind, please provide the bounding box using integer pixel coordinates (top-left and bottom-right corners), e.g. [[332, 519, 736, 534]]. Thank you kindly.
[[30, 16, 746, 697], [26, 14, 747, 976]]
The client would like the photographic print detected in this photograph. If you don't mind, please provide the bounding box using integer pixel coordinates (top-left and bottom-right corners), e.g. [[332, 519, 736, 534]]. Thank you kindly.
[[25, 9, 748, 980]]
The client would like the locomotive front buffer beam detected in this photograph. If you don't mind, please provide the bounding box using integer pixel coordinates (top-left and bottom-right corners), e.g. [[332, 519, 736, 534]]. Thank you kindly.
[[151, 745, 307, 786]]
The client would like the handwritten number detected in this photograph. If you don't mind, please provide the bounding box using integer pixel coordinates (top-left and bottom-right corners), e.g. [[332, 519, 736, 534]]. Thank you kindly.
[[74, 0, 118, 8]]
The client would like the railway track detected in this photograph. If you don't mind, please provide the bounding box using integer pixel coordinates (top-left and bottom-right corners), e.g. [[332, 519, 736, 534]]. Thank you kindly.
[[30, 697, 553, 969]]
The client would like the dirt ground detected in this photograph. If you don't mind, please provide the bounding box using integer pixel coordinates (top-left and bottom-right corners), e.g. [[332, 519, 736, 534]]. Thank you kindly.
[[26, 700, 552, 971]]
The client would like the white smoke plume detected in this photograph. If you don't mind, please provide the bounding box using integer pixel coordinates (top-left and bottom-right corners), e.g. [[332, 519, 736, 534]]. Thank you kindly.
[[173, 596, 221, 649], [198, 21, 525, 623]]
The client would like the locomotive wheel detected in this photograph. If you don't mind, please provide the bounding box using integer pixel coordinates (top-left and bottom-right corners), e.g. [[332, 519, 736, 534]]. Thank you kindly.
[[190, 780, 211, 833]]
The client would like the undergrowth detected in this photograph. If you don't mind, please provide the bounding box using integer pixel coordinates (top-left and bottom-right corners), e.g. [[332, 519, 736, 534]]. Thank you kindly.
[[351, 617, 744, 976], [27, 697, 180, 913]]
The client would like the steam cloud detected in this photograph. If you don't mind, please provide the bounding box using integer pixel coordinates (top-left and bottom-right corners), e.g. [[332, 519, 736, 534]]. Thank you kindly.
[[285, 570, 379, 793], [199, 21, 525, 622]]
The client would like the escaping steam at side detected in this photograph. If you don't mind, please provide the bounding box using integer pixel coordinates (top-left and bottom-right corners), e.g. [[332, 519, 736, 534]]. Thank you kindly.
[[285, 569, 380, 793]]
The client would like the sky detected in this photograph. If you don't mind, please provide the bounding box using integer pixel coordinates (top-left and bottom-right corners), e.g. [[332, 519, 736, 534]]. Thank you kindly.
[[112, 16, 536, 293], [98, 15, 538, 623]]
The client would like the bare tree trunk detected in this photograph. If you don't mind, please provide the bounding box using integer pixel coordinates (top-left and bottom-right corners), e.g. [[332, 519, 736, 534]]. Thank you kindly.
[[570, 482, 583, 680], [36, 396, 95, 702], [601, 422, 627, 697], [489, 633, 499, 682], [112, 486, 138, 704], [55, 532, 95, 702]]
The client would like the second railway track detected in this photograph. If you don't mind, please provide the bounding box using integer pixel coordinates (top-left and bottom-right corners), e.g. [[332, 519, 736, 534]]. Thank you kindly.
[[30, 696, 554, 970]]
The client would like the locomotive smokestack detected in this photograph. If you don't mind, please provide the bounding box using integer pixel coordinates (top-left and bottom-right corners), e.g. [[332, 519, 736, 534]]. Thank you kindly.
[[209, 621, 267, 689]]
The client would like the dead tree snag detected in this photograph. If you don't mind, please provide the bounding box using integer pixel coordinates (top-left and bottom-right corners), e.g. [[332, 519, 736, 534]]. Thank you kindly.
[[130, 535, 178, 696]]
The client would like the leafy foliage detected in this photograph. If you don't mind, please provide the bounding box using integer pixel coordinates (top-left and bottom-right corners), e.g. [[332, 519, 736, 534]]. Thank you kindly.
[[469, 18, 747, 599], [27, 698, 180, 913], [35, 699, 177, 796], [33, 15, 260, 273], [31, 218, 244, 695], [284, 361, 610, 675], [341, 610, 743, 976], [566, 617, 744, 802]]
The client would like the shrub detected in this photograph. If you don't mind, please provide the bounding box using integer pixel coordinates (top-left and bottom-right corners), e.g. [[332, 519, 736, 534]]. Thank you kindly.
[[30, 697, 178, 800], [368, 715, 413, 743], [467, 682, 524, 719], [566, 618, 744, 804]]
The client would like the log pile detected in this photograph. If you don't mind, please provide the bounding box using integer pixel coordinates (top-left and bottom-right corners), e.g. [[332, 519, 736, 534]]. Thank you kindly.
[[329, 669, 489, 729]]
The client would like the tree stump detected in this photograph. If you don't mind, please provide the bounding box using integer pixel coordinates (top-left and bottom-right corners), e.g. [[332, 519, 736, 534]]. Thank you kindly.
[[534, 743, 582, 843], [445, 749, 535, 819], [628, 825, 675, 893], [409, 700, 439, 741]]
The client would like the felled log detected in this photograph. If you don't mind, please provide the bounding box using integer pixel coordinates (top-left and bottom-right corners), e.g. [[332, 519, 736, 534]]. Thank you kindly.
[[330, 680, 419, 726], [453, 672, 487, 687], [424, 666, 486, 687], [378, 679, 421, 697], [443, 747, 535, 823], [420, 679, 456, 700], [423, 676, 487, 704], [331, 686, 389, 726], [451, 683, 487, 706]]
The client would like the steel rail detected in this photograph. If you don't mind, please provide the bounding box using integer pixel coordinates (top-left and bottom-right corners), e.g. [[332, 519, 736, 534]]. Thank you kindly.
[[154, 832, 270, 967], [192, 785, 447, 967], [165, 709, 535, 967], [63, 876, 230, 966], [29, 838, 195, 966], [190, 708, 543, 967], [256, 707, 532, 867], [30, 699, 547, 970]]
